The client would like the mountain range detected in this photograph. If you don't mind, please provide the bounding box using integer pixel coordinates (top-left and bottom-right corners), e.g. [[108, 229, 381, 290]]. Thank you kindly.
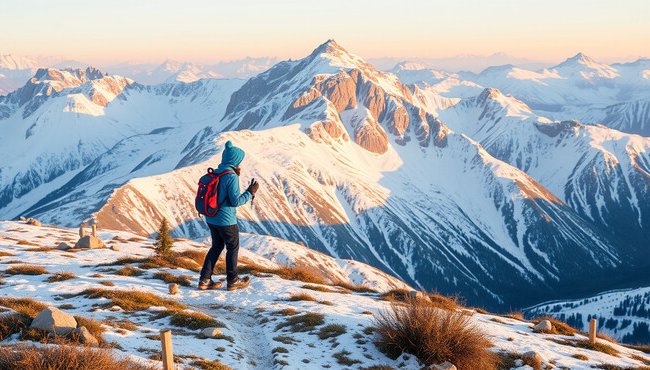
[[1, 40, 648, 316]]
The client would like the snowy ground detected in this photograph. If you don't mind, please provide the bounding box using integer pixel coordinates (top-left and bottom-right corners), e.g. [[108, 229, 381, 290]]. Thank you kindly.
[[0, 221, 649, 369]]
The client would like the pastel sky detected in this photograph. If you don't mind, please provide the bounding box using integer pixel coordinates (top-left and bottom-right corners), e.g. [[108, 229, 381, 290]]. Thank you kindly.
[[1, 0, 648, 64]]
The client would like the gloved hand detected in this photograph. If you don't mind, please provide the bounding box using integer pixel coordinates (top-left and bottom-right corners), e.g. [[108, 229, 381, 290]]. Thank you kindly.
[[246, 178, 259, 196]]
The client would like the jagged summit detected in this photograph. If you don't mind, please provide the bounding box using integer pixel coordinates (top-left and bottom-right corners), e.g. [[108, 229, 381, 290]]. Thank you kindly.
[[32, 66, 106, 83]]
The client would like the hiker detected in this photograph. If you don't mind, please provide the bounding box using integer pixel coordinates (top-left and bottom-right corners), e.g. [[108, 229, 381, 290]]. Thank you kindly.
[[198, 141, 259, 291]]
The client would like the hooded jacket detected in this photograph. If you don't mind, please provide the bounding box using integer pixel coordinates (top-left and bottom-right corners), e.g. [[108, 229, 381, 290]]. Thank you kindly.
[[205, 141, 252, 226]]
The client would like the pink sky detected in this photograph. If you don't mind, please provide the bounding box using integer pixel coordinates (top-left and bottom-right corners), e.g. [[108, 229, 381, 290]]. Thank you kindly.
[[1, 0, 648, 64]]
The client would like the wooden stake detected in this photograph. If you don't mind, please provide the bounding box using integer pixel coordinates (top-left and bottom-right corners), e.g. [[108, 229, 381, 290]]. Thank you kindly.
[[92, 224, 97, 238], [160, 329, 174, 370], [589, 318, 597, 344], [79, 223, 85, 237]]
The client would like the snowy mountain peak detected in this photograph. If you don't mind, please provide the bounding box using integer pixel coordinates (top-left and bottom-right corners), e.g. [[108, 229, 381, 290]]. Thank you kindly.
[[552, 53, 619, 79], [33, 66, 106, 84], [306, 39, 371, 72]]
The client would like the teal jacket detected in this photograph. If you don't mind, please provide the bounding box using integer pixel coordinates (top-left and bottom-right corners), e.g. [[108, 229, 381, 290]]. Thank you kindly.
[[205, 163, 252, 226]]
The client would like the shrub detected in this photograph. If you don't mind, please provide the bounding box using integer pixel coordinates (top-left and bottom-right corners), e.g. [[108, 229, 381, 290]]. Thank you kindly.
[[154, 218, 174, 256], [273, 335, 297, 345], [4, 265, 49, 276], [374, 298, 497, 369], [273, 308, 298, 316], [0, 344, 152, 370], [272, 346, 289, 354], [152, 271, 192, 287], [77, 288, 186, 311], [275, 312, 325, 332], [318, 324, 346, 339], [331, 280, 376, 293], [46, 271, 77, 283]]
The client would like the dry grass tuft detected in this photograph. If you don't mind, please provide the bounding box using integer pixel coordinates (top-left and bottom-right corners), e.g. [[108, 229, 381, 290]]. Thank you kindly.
[[0, 313, 30, 340], [0, 344, 152, 370], [0, 297, 48, 319], [115, 265, 145, 277], [100, 281, 115, 287], [4, 265, 49, 276], [503, 312, 526, 321], [26, 246, 56, 252], [551, 338, 619, 356], [275, 312, 325, 332], [318, 324, 346, 339], [331, 280, 377, 293], [191, 359, 233, 370], [16, 240, 39, 246], [46, 271, 77, 283], [573, 353, 588, 360], [374, 298, 497, 369], [287, 293, 317, 302], [0, 251, 14, 257], [152, 271, 192, 287], [77, 288, 186, 312], [301, 284, 340, 293], [273, 308, 298, 316], [155, 310, 224, 330]]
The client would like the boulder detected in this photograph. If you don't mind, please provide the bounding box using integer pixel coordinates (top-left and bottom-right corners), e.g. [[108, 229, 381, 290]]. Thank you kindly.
[[110, 244, 121, 251], [56, 242, 72, 251], [74, 326, 99, 346], [201, 327, 223, 338], [168, 283, 179, 295], [19, 216, 27, 221], [430, 362, 457, 370], [109, 306, 123, 312], [30, 307, 77, 335], [74, 235, 105, 249], [533, 319, 553, 332]]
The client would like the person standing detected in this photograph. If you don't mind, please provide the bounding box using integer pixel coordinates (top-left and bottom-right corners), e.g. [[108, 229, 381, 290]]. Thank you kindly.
[[198, 141, 258, 291]]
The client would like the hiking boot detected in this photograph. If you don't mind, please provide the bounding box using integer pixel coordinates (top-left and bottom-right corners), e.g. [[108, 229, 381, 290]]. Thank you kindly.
[[198, 279, 223, 290], [227, 276, 250, 291]]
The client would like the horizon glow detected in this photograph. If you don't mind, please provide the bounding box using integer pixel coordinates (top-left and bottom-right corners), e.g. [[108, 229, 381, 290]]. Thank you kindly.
[[1, 0, 648, 65]]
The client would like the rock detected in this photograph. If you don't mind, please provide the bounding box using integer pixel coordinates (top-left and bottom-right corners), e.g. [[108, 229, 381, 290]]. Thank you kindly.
[[168, 283, 179, 295], [56, 242, 72, 251], [430, 362, 457, 370], [74, 235, 105, 249], [19, 216, 27, 221], [30, 307, 77, 335], [110, 305, 123, 312], [110, 244, 121, 251], [534, 319, 553, 332], [26, 218, 41, 227], [201, 327, 222, 338], [522, 351, 543, 367], [74, 326, 99, 346]]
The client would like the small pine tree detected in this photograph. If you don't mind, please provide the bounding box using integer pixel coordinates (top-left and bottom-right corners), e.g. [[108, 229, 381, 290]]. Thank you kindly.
[[154, 218, 174, 256]]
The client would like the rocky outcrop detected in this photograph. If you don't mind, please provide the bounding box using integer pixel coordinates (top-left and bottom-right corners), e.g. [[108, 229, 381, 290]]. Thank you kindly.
[[354, 118, 389, 154], [315, 71, 357, 112]]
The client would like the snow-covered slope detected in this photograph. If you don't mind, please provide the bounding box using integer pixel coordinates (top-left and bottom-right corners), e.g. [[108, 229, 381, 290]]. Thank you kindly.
[[527, 286, 650, 345], [437, 88, 650, 265], [1, 221, 648, 369]]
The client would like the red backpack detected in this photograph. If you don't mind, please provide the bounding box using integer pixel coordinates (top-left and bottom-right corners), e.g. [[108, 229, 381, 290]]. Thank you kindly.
[[195, 168, 233, 217]]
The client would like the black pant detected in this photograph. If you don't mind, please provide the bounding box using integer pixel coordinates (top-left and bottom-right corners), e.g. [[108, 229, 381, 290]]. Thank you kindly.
[[199, 224, 239, 283]]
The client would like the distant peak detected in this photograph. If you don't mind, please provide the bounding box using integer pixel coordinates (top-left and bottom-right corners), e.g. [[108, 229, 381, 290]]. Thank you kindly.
[[478, 87, 504, 102], [556, 52, 598, 67], [310, 39, 347, 57], [33, 66, 106, 82]]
